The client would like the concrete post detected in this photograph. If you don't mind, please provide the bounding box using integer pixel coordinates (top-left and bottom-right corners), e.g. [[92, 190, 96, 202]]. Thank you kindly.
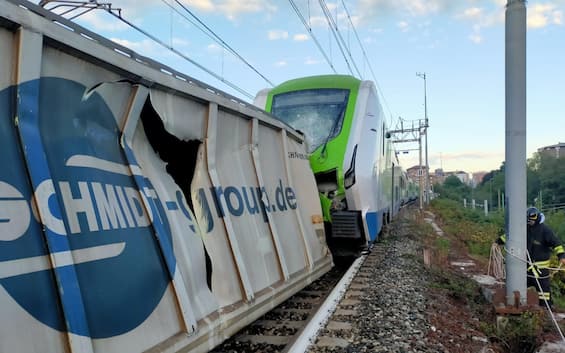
[[505, 0, 527, 305]]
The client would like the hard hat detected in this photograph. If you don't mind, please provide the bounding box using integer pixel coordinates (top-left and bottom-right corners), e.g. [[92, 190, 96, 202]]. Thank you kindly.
[[527, 207, 540, 224]]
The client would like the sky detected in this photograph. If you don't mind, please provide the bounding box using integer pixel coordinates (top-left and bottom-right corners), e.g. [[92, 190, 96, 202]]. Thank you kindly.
[[43, 0, 565, 174]]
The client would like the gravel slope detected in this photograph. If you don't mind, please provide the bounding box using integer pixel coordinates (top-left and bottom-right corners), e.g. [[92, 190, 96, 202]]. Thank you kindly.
[[307, 208, 493, 353]]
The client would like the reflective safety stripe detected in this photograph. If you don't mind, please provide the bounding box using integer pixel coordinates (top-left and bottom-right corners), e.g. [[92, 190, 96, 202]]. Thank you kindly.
[[533, 260, 550, 268], [554, 245, 564, 255], [538, 292, 550, 300], [528, 265, 541, 278]]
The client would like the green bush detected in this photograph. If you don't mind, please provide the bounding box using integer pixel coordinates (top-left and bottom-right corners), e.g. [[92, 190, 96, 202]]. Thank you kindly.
[[430, 199, 504, 257], [544, 210, 565, 242]]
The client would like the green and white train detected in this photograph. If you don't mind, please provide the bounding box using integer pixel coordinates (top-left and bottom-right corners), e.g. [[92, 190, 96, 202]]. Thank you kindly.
[[255, 75, 411, 256]]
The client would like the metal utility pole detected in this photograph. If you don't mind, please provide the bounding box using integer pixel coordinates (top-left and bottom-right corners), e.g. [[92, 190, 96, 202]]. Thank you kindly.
[[387, 118, 426, 210], [417, 72, 430, 204], [505, 0, 527, 306], [419, 134, 423, 209]]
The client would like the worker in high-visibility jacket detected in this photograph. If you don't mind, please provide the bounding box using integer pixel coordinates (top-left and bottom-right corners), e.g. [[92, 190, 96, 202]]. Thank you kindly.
[[496, 207, 565, 306]]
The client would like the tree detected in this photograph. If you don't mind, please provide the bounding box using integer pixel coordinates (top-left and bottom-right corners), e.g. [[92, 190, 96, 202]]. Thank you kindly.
[[528, 152, 565, 207], [436, 175, 472, 202]]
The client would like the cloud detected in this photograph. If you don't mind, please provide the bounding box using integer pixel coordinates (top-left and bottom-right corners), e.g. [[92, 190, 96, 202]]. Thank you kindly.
[[110, 37, 161, 54], [528, 3, 563, 29], [293, 33, 309, 41], [397, 21, 410, 32], [187, 0, 215, 12], [455, 3, 504, 44], [268, 30, 289, 40], [469, 33, 482, 44], [458, 7, 483, 21], [309, 16, 327, 27], [356, 0, 457, 22], [206, 43, 223, 54], [172, 38, 190, 47], [399, 150, 504, 173], [305, 57, 321, 65], [76, 11, 130, 32], [181, 0, 277, 20], [274, 60, 287, 67]]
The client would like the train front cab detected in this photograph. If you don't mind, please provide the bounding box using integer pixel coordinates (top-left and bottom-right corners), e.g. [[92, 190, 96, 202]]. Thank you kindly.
[[257, 75, 390, 258], [329, 80, 388, 257]]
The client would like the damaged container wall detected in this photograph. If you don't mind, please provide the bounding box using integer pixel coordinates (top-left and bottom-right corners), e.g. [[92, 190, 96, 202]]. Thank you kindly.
[[0, 1, 333, 353]]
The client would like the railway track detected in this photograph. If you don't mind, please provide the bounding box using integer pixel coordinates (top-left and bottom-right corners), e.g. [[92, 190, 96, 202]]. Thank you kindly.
[[210, 258, 359, 353]]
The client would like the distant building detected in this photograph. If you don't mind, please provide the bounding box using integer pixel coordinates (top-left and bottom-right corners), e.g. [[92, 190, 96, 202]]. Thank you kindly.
[[453, 171, 470, 184], [538, 142, 565, 158], [407, 166, 469, 186], [471, 171, 488, 187], [437, 170, 470, 185], [406, 165, 426, 185], [406, 165, 433, 192]]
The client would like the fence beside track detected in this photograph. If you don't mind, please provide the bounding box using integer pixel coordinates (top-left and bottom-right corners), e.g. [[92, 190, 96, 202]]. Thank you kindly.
[[0, 1, 333, 352]]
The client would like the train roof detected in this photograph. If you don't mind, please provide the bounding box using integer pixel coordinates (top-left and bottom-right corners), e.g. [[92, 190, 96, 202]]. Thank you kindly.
[[270, 74, 363, 94]]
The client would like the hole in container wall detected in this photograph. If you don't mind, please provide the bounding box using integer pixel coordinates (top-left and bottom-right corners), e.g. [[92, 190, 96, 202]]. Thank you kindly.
[[140, 97, 213, 290]]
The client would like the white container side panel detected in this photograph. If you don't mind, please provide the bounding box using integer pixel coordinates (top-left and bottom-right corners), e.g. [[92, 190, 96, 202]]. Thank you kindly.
[[213, 109, 281, 293], [0, 28, 12, 91], [41, 46, 122, 97], [0, 283, 69, 353], [131, 121, 218, 321], [150, 90, 207, 141], [41, 46, 133, 135], [92, 285, 182, 353], [285, 138, 329, 262], [37, 60, 188, 353], [0, 25, 68, 353], [0, 2, 333, 352], [191, 144, 244, 307], [8, 32, 181, 352], [256, 127, 307, 275]]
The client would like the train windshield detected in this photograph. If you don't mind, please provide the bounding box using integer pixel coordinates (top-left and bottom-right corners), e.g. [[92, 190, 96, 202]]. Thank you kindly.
[[271, 89, 349, 153]]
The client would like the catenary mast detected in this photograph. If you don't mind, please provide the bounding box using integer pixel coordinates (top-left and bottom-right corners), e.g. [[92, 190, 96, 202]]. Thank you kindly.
[[505, 0, 527, 305]]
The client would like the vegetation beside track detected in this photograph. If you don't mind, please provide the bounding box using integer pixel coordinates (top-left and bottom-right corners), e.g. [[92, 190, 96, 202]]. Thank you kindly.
[[419, 199, 565, 352]]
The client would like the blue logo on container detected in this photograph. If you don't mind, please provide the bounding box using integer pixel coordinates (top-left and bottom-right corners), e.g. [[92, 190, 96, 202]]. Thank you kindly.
[[0, 78, 173, 338]]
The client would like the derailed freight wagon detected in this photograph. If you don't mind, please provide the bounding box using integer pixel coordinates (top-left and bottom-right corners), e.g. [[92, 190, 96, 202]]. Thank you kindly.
[[0, 1, 333, 352]]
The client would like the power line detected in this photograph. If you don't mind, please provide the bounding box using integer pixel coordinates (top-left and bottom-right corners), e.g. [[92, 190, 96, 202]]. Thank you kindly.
[[105, 8, 254, 99], [318, 0, 360, 77], [40, 0, 259, 99], [163, 0, 274, 87], [339, 0, 394, 127], [287, 0, 337, 74]]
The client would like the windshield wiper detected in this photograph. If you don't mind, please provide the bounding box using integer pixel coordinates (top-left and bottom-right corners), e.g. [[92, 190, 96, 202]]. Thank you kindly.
[[318, 104, 347, 160]]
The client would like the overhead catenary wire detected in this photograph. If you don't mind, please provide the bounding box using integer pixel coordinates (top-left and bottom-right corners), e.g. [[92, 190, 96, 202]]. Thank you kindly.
[[287, 0, 337, 74], [317, 0, 359, 77], [339, 0, 394, 126], [104, 8, 254, 100], [161, 0, 275, 87]]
